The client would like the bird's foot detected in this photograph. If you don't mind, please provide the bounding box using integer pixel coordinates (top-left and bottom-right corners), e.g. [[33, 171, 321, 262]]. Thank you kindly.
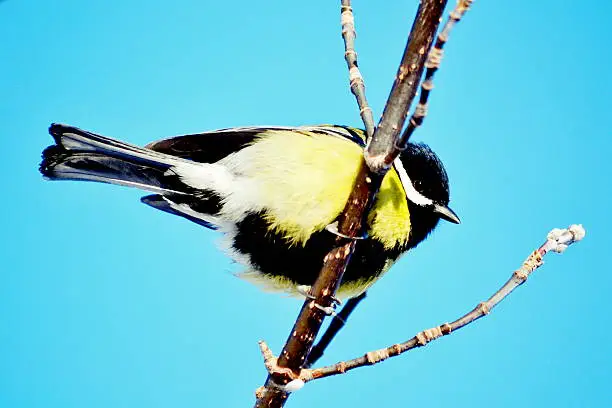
[[325, 221, 367, 240], [296, 285, 341, 316]]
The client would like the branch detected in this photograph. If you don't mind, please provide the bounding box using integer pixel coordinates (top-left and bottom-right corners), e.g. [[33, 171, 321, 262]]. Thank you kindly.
[[365, 0, 449, 173], [254, 167, 381, 408], [254, 1, 447, 407], [341, 0, 376, 140], [276, 225, 585, 382], [306, 0, 473, 370], [399, 0, 474, 148], [302, 2, 473, 365]]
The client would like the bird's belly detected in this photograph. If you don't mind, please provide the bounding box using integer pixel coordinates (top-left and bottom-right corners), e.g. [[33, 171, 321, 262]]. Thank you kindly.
[[225, 211, 406, 298]]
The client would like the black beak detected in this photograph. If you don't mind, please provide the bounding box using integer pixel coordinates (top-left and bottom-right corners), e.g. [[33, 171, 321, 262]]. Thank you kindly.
[[434, 204, 461, 224]]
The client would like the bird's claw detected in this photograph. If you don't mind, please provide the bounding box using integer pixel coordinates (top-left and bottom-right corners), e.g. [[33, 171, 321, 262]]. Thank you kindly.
[[313, 303, 337, 316], [296, 285, 315, 299], [325, 221, 367, 240], [297, 285, 342, 306]]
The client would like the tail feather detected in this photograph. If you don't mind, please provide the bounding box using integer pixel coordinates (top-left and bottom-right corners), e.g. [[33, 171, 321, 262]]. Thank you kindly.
[[41, 123, 229, 230], [40, 124, 188, 195], [47, 123, 180, 169]]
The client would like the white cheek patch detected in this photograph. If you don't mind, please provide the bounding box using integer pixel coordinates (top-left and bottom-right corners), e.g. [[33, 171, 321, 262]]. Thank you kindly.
[[393, 158, 433, 207]]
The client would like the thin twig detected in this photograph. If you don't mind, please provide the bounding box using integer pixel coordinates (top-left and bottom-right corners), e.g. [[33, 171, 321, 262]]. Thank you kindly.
[[304, 4, 474, 364], [305, 291, 367, 368], [303, 0, 474, 373], [288, 225, 586, 382], [304, 2, 475, 362], [364, 0, 449, 173], [398, 0, 474, 148], [253, 2, 447, 407], [341, 0, 376, 140]]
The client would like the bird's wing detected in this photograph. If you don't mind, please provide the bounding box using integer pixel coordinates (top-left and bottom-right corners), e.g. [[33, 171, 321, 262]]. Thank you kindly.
[[145, 125, 366, 163]]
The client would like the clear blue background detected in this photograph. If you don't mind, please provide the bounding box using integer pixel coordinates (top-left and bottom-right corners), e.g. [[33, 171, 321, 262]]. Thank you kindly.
[[1, 1, 610, 407]]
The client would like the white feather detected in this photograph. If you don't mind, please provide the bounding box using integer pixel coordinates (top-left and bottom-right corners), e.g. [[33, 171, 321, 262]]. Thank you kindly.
[[393, 157, 433, 207]]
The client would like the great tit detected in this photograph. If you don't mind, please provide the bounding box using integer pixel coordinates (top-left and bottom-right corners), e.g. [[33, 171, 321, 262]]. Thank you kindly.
[[40, 123, 459, 298]]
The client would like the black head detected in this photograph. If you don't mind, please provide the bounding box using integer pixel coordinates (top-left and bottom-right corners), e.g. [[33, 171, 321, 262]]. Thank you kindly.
[[395, 142, 459, 249]]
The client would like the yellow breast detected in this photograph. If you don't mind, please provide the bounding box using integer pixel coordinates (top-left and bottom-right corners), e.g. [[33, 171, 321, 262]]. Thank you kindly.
[[234, 129, 411, 248]]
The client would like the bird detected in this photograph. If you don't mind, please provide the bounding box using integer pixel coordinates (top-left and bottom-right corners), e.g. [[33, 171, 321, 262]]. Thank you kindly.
[[40, 123, 459, 299]]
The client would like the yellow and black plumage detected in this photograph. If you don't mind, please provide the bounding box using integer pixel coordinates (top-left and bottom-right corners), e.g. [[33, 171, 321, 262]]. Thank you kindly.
[[40, 123, 459, 298]]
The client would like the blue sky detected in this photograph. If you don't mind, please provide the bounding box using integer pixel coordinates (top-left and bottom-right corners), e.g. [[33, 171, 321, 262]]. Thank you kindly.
[[1, 1, 610, 407]]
